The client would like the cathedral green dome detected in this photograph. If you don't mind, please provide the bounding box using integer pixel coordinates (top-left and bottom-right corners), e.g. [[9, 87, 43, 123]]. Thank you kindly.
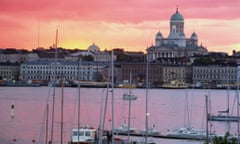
[[170, 9, 184, 21]]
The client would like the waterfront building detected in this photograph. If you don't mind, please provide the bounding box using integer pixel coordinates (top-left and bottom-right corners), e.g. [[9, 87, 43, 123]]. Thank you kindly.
[[120, 62, 163, 87], [20, 60, 107, 82], [0, 62, 20, 81], [192, 63, 237, 88], [147, 8, 208, 61], [101, 64, 122, 83], [162, 64, 192, 86], [120, 57, 193, 87], [0, 51, 39, 63]]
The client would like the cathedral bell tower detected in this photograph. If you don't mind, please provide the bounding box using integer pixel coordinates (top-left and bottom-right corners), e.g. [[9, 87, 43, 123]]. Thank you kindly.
[[168, 8, 184, 39]]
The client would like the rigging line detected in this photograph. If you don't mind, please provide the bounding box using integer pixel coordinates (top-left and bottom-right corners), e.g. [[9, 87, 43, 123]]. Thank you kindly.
[[145, 53, 149, 144], [184, 89, 190, 127], [98, 88, 105, 141], [38, 83, 53, 143], [231, 93, 237, 115], [69, 86, 79, 131], [77, 56, 81, 143], [83, 89, 92, 125], [190, 91, 194, 126], [207, 90, 213, 134], [111, 50, 115, 143], [127, 71, 132, 142], [100, 56, 111, 134], [201, 101, 205, 129], [102, 60, 111, 131]]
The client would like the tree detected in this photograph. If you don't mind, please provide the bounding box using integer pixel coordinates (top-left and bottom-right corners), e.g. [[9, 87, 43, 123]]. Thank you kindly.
[[83, 55, 94, 61], [212, 132, 237, 144]]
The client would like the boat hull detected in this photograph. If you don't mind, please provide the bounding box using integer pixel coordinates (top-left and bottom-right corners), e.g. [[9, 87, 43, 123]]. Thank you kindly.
[[208, 115, 240, 122]]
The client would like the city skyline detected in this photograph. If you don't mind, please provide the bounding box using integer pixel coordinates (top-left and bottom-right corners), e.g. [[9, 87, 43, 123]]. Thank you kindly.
[[0, 0, 240, 54]]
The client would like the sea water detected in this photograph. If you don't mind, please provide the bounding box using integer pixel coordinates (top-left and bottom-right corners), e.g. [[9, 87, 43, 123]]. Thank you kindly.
[[0, 87, 238, 144]]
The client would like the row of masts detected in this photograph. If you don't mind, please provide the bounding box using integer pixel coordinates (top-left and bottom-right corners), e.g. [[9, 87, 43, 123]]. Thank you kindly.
[[44, 28, 240, 144]]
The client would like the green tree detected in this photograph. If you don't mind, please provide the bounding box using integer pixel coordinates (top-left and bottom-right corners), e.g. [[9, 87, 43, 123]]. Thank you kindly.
[[83, 55, 94, 61], [211, 132, 237, 144]]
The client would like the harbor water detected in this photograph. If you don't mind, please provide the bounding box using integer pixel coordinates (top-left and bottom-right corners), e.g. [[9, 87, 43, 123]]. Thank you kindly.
[[0, 86, 239, 144]]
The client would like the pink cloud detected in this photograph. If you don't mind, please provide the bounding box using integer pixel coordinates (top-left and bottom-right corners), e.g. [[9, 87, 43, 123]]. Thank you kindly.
[[0, 0, 239, 23], [0, 0, 239, 54]]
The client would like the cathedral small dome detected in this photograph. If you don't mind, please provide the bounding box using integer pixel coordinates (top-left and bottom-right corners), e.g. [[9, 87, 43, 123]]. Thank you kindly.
[[156, 31, 163, 39], [170, 8, 184, 21], [88, 42, 100, 52], [191, 32, 198, 40]]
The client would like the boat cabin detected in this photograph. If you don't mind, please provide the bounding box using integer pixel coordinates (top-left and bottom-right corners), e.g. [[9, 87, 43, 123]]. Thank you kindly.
[[71, 127, 96, 144]]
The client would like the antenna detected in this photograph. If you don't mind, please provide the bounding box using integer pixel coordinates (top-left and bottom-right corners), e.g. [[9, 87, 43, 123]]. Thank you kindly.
[[37, 22, 40, 48]]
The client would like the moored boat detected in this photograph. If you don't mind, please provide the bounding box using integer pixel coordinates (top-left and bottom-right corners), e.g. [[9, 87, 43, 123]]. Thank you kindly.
[[208, 114, 240, 122], [122, 93, 137, 100], [166, 127, 215, 140], [73, 80, 110, 88], [140, 127, 160, 135], [70, 126, 97, 144], [115, 124, 137, 134]]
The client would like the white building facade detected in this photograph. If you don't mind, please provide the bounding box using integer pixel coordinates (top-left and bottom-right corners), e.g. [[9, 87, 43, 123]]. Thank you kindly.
[[20, 60, 107, 81]]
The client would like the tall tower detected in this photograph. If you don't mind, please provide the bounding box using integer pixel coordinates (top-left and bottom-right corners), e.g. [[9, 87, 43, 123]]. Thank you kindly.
[[168, 8, 184, 39]]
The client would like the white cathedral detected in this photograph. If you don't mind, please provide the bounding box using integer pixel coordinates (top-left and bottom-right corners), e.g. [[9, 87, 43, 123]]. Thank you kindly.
[[147, 8, 208, 61]]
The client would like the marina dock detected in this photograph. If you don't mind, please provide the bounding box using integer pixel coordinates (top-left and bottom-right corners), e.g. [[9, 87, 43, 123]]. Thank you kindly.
[[113, 131, 211, 141]]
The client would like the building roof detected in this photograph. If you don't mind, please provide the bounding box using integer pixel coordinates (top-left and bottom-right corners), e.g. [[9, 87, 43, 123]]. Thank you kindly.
[[21, 60, 109, 66], [170, 8, 184, 21], [0, 62, 20, 66]]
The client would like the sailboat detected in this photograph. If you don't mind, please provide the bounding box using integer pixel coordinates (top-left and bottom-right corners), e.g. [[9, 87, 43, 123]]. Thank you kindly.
[[166, 90, 215, 140], [115, 72, 138, 144], [208, 80, 240, 122], [122, 93, 137, 101], [131, 54, 156, 144], [122, 74, 137, 101]]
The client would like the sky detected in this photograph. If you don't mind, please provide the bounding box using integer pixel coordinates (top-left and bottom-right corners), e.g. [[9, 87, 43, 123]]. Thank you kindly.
[[0, 0, 240, 54]]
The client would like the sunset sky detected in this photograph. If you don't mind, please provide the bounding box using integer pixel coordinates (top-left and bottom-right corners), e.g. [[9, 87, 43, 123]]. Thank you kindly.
[[0, 0, 240, 54]]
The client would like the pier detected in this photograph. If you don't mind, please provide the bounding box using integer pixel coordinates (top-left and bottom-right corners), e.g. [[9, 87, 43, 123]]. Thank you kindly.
[[112, 131, 210, 141]]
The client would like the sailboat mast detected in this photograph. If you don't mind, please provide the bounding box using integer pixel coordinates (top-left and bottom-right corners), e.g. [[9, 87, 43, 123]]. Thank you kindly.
[[60, 78, 64, 144], [127, 72, 132, 142], [226, 65, 230, 132], [205, 95, 209, 143], [37, 22, 40, 48], [98, 54, 111, 144], [45, 103, 49, 144], [237, 66, 240, 142], [111, 50, 115, 143], [145, 54, 149, 144], [77, 56, 81, 143], [50, 28, 58, 144]]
